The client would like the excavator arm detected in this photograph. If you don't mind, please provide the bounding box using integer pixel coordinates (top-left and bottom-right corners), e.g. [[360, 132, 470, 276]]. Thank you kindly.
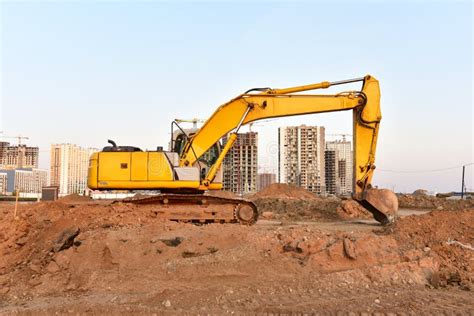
[[180, 75, 395, 224]]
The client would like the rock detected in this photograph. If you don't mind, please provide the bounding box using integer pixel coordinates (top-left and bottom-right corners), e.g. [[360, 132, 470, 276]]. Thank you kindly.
[[46, 261, 60, 273], [403, 249, 423, 262], [374, 298, 380, 304], [162, 300, 171, 307], [423, 247, 431, 252], [55, 252, 71, 269], [337, 200, 372, 219], [101, 246, 118, 270], [15, 236, 28, 247], [0, 287, 9, 294], [28, 278, 42, 287], [430, 272, 441, 288], [261, 211, 274, 219], [282, 243, 303, 254], [160, 237, 183, 247], [53, 227, 80, 252], [29, 263, 42, 273], [343, 238, 357, 259]]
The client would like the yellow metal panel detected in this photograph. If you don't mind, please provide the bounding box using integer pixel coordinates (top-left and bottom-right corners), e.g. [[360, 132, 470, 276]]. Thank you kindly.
[[353, 76, 381, 199], [181, 89, 363, 167], [87, 152, 99, 189], [95, 180, 199, 190], [148, 152, 174, 181], [131, 152, 148, 181], [98, 152, 131, 181]]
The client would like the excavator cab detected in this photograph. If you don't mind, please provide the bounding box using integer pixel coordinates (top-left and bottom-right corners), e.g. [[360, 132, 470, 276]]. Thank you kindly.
[[171, 127, 222, 181]]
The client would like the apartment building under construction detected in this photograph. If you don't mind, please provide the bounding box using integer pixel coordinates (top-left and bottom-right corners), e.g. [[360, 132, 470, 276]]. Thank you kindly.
[[0, 141, 39, 169], [222, 132, 258, 195], [324, 149, 340, 195], [278, 125, 326, 195], [325, 138, 353, 195]]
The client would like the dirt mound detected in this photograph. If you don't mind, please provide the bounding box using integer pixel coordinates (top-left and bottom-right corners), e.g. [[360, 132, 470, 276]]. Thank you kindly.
[[0, 199, 472, 314], [253, 197, 341, 221], [413, 189, 429, 196], [252, 183, 317, 200], [387, 209, 474, 288], [336, 200, 372, 220], [397, 193, 474, 210], [58, 194, 91, 203]]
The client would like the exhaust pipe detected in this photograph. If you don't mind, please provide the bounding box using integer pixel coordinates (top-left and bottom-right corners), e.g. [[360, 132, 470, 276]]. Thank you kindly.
[[107, 139, 117, 148]]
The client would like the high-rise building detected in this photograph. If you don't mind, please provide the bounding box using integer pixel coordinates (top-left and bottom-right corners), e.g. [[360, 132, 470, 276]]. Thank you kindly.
[[50, 144, 98, 195], [257, 173, 276, 191], [278, 125, 326, 194], [326, 138, 353, 195], [324, 149, 340, 195], [0, 168, 48, 194], [222, 132, 258, 195], [0, 141, 39, 169]]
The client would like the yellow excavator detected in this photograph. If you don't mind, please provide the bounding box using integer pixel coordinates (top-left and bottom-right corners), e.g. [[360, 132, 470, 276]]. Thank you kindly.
[[88, 75, 397, 225]]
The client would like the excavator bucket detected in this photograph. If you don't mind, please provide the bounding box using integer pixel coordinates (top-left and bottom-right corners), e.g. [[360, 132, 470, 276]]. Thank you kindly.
[[357, 188, 398, 225]]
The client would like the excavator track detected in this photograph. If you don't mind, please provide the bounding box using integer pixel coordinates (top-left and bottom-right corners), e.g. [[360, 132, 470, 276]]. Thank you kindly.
[[122, 194, 259, 225]]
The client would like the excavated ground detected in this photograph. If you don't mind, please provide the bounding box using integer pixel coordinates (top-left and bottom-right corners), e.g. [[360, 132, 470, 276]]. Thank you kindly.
[[0, 189, 473, 314]]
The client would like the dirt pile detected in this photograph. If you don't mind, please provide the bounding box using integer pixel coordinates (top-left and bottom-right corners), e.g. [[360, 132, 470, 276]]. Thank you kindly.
[[413, 189, 429, 196], [0, 199, 472, 314], [387, 209, 474, 289], [58, 194, 92, 203], [251, 184, 344, 221], [252, 197, 341, 222], [397, 193, 474, 210], [336, 199, 372, 220], [252, 183, 318, 200]]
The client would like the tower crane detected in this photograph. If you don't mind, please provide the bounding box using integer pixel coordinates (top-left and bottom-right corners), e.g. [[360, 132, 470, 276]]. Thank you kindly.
[[0, 135, 30, 145]]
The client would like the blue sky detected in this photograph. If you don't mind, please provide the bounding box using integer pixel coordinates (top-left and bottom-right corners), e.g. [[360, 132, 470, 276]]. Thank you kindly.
[[1, 1, 472, 193]]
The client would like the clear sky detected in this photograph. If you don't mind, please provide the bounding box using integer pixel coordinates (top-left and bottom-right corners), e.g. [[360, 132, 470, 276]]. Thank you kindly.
[[1, 1, 472, 193]]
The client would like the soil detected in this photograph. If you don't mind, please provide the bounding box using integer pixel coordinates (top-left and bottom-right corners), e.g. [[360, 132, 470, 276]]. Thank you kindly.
[[0, 196, 473, 314], [251, 183, 318, 200], [250, 184, 371, 221], [58, 194, 92, 203], [397, 193, 474, 210]]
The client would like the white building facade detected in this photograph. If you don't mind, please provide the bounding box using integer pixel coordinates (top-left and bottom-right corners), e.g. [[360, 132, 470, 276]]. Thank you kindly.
[[278, 125, 326, 195], [50, 144, 98, 195], [0, 168, 48, 194]]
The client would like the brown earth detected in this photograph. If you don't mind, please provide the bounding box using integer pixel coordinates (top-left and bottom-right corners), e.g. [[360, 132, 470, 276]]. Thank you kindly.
[[252, 183, 318, 200], [0, 197, 473, 314], [58, 194, 92, 203], [250, 184, 371, 221], [397, 193, 474, 210]]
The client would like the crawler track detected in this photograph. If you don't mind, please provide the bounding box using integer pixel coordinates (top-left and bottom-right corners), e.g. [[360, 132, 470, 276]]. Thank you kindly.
[[122, 194, 259, 225]]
